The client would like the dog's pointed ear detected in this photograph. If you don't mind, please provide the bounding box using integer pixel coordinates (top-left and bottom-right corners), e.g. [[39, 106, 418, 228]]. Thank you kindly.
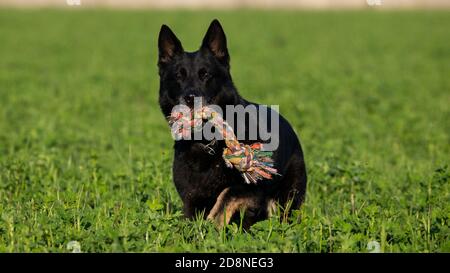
[[201, 19, 229, 66], [158, 24, 183, 65]]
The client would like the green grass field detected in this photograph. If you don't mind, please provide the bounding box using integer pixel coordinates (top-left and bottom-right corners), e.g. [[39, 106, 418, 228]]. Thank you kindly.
[[0, 9, 449, 252]]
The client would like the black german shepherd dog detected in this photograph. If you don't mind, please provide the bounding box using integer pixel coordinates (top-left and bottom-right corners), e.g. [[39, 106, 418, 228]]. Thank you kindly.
[[158, 19, 306, 228]]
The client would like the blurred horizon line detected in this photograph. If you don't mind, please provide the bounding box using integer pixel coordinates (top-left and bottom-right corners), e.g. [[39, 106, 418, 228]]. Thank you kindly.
[[1, 0, 449, 10]]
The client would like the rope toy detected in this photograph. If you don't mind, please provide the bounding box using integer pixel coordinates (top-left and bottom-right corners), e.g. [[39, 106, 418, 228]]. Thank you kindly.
[[169, 106, 279, 184]]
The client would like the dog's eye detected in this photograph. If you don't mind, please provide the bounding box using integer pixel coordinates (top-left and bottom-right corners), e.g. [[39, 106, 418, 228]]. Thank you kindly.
[[176, 68, 187, 80], [198, 68, 209, 81]]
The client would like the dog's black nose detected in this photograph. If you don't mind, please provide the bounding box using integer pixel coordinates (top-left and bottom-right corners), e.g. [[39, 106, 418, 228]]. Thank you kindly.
[[183, 94, 196, 107]]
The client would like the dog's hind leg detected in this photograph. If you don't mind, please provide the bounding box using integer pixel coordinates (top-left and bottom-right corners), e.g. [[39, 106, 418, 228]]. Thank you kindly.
[[274, 153, 307, 222], [207, 185, 272, 229], [207, 187, 232, 225]]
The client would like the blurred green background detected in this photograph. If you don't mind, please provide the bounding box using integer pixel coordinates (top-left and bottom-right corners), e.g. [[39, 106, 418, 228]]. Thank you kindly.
[[0, 9, 449, 252]]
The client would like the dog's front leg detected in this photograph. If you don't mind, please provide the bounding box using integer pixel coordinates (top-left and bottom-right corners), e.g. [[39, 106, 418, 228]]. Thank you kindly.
[[182, 194, 211, 220], [182, 203, 196, 219]]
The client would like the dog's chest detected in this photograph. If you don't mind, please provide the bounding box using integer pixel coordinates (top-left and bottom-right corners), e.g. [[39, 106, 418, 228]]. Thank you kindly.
[[172, 142, 241, 199]]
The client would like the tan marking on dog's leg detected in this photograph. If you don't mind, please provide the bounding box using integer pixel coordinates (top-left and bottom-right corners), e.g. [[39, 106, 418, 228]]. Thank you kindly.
[[207, 187, 231, 222], [266, 198, 277, 217], [208, 189, 256, 227]]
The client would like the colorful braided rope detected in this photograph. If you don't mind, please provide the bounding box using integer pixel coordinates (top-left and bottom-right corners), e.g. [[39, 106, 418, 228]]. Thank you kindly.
[[169, 106, 279, 184]]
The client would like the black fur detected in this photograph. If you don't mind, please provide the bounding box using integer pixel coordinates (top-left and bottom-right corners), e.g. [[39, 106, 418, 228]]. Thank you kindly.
[[158, 19, 307, 226]]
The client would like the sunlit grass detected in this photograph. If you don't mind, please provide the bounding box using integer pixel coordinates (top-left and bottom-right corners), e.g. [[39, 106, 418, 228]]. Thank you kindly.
[[0, 9, 448, 252]]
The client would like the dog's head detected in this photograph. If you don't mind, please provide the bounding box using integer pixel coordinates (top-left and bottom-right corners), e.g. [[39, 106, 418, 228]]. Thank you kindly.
[[157, 19, 239, 117]]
